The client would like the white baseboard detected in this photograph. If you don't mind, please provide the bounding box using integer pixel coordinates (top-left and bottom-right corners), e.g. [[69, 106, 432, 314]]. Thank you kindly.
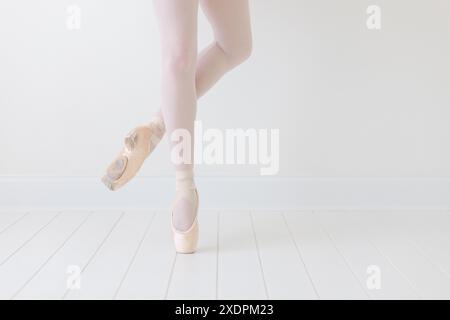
[[0, 176, 449, 211]]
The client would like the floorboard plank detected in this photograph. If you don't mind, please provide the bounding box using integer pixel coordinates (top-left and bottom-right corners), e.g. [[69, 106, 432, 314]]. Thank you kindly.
[[251, 212, 318, 299], [0, 211, 89, 299], [376, 212, 450, 280], [217, 211, 267, 300], [64, 211, 154, 300], [316, 211, 419, 299], [0, 212, 28, 235], [115, 211, 176, 300], [347, 212, 450, 299], [0, 212, 59, 266], [15, 211, 122, 299], [284, 212, 368, 299], [166, 211, 218, 300]]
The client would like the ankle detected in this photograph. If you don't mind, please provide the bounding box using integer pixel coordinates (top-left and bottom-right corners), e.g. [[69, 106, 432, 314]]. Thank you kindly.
[[175, 169, 195, 191], [150, 115, 165, 131]]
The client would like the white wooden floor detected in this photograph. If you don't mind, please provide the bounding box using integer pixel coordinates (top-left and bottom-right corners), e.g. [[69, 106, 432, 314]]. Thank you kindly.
[[0, 210, 449, 300]]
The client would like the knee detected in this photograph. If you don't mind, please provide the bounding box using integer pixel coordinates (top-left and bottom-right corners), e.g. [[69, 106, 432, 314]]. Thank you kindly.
[[224, 36, 253, 67], [162, 50, 196, 76]]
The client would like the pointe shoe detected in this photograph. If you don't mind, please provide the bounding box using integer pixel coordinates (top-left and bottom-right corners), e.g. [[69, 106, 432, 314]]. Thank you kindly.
[[102, 117, 165, 191], [171, 188, 199, 254]]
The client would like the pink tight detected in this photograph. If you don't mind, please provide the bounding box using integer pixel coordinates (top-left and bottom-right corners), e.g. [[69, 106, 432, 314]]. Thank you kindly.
[[153, 0, 252, 230]]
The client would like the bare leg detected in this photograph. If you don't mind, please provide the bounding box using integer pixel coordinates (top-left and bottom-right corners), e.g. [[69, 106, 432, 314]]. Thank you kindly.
[[153, 0, 198, 171], [153, 0, 199, 232], [154, 0, 252, 120], [196, 0, 252, 96], [153, 0, 252, 232]]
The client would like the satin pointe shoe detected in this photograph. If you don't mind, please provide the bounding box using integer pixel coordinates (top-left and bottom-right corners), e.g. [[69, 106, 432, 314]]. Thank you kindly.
[[171, 184, 199, 254], [102, 117, 165, 191]]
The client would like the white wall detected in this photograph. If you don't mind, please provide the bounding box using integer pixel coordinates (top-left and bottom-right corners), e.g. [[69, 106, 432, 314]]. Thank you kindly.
[[1, 0, 450, 181]]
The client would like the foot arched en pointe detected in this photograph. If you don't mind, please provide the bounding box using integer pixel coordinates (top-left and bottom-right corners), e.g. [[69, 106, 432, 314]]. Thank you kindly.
[[102, 116, 165, 191], [171, 170, 200, 254]]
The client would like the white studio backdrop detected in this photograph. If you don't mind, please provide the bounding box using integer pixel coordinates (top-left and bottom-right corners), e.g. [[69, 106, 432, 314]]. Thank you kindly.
[[1, 1, 449, 209]]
